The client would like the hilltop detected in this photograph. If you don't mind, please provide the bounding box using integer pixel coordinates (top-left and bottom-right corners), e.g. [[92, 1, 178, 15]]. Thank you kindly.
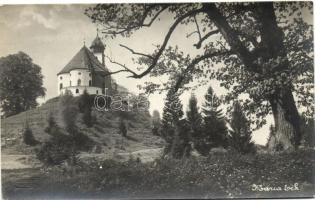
[[1, 94, 165, 164]]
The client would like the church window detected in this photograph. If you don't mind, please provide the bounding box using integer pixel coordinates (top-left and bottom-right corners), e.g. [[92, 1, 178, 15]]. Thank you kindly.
[[59, 83, 63, 90], [96, 90, 98, 94], [89, 73, 91, 77], [60, 76, 63, 80], [78, 72, 81, 75], [76, 89, 79, 94], [77, 79, 81, 86], [89, 80, 92, 86]]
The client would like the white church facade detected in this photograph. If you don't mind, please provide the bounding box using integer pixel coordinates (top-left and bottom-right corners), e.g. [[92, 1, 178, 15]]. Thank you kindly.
[[57, 34, 115, 96]]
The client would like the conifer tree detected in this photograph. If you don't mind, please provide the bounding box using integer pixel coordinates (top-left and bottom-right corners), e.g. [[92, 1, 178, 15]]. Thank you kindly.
[[162, 89, 183, 128], [229, 101, 255, 154], [152, 110, 161, 135], [186, 94, 202, 144], [80, 90, 93, 127], [161, 89, 184, 154], [23, 123, 38, 146], [200, 86, 228, 154]]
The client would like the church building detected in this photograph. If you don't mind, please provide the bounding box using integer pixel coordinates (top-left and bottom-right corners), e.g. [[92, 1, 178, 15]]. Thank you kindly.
[[57, 33, 114, 96]]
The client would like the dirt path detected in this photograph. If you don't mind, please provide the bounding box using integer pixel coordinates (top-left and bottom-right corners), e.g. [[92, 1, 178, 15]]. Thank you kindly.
[[1, 155, 36, 170]]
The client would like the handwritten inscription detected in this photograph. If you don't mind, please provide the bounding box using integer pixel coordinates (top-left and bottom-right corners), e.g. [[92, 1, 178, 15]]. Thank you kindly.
[[251, 183, 300, 192]]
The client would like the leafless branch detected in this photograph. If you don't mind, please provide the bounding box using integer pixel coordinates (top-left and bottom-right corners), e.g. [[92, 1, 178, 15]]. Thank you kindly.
[[105, 56, 138, 77], [194, 29, 220, 49], [119, 44, 154, 59], [111, 8, 205, 79], [101, 5, 168, 35], [194, 15, 202, 40]]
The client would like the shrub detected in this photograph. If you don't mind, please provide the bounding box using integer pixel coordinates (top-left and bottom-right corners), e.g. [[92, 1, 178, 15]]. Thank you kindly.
[[23, 124, 38, 146], [49, 149, 315, 198], [119, 118, 127, 137], [36, 132, 75, 165], [200, 86, 229, 154], [229, 101, 255, 154]]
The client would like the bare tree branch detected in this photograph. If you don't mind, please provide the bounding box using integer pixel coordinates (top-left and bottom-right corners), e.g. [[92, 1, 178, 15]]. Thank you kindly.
[[194, 29, 220, 49], [101, 5, 168, 35], [130, 8, 206, 78], [194, 15, 202, 40], [105, 56, 138, 77], [119, 44, 154, 59], [110, 8, 206, 79]]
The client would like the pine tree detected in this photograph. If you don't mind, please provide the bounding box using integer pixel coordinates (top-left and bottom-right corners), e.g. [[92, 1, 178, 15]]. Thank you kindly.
[[162, 89, 183, 128], [119, 117, 127, 137], [23, 123, 38, 146], [199, 86, 228, 155], [152, 110, 161, 135], [161, 89, 184, 154], [170, 119, 191, 158], [80, 90, 93, 127], [229, 101, 255, 154], [186, 94, 202, 143]]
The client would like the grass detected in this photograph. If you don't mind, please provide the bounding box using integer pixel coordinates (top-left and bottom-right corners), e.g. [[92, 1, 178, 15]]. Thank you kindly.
[[2, 149, 314, 199]]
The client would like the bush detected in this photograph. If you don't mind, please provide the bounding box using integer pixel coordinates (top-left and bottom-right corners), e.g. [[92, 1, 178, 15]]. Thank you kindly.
[[48, 149, 315, 198], [36, 132, 75, 165], [119, 118, 127, 137], [23, 124, 38, 146]]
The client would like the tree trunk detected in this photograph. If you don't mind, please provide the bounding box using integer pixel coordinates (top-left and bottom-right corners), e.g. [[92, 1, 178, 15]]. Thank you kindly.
[[269, 88, 301, 151]]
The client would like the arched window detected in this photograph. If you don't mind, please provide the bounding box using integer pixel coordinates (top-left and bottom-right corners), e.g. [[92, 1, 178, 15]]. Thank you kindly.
[[60, 76, 63, 80], [78, 72, 81, 75], [96, 90, 98, 94], [59, 83, 63, 90], [77, 79, 81, 86], [89, 80, 92, 86], [76, 89, 79, 94]]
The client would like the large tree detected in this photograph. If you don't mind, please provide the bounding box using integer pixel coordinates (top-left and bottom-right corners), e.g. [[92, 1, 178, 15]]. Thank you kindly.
[[161, 88, 184, 154], [86, 2, 313, 150], [229, 101, 255, 154], [0, 52, 46, 117], [201, 86, 228, 152]]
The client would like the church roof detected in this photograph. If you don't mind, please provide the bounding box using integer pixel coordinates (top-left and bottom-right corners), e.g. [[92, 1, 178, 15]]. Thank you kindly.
[[90, 35, 105, 51], [57, 46, 109, 75]]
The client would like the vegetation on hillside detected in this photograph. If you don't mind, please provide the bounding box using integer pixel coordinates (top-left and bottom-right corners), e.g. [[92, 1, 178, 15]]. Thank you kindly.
[[0, 52, 46, 117]]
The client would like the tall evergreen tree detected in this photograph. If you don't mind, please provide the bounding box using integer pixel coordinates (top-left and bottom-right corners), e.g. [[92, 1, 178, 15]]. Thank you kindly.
[[162, 89, 183, 128], [199, 86, 228, 155], [186, 94, 202, 145], [229, 101, 255, 154], [152, 110, 161, 135], [161, 89, 184, 154]]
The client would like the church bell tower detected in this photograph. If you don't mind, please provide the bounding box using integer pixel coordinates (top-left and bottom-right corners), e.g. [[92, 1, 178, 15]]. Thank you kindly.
[[90, 30, 105, 65]]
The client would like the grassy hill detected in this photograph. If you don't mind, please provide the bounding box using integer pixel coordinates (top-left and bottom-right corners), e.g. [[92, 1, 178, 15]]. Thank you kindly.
[[1, 95, 165, 161]]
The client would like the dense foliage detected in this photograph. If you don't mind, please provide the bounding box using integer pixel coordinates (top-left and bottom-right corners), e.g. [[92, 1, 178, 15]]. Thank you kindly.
[[199, 86, 228, 154], [38, 149, 315, 198], [229, 101, 256, 154], [0, 52, 46, 117], [85, 2, 314, 150], [161, 89, 184, 155], [23, 124, 38, 146], [186, 94, 202, 145]]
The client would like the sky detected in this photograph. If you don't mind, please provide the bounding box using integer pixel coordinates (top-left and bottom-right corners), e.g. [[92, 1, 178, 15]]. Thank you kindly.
[[0, 4, 311, 145]]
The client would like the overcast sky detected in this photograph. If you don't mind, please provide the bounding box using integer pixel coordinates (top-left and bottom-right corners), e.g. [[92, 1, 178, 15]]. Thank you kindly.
[[0, 4, 312, 145]]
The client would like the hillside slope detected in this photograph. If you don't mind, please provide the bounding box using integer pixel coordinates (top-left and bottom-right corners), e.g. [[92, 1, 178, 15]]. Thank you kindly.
[[1, 96, 165, 160]]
